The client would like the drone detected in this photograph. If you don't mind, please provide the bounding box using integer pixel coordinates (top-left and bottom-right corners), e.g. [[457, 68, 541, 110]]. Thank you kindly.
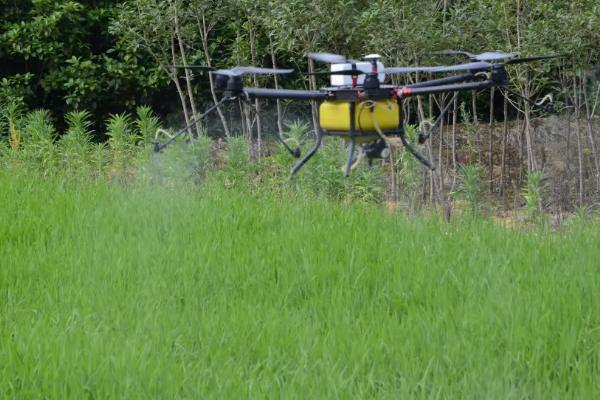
[[154, 50, 557, 176]]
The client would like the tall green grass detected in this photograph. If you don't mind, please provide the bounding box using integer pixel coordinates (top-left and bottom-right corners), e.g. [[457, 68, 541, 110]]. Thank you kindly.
[[1, 170, 600, 399]]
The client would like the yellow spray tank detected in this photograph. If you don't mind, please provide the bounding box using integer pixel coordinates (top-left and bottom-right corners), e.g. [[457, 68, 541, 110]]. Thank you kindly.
[[319, 99, 400, 133]]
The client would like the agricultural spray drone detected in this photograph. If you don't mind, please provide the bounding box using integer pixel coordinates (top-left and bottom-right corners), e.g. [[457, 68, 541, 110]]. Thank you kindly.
[[154, 50, 557, 176]]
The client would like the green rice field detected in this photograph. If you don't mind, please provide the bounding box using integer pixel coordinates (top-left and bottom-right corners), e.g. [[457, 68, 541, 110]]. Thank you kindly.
[[2, 170, 600, 399]]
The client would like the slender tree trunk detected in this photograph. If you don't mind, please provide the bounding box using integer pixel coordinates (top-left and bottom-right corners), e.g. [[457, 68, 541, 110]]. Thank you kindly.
[[198, 14, 230, 137], [488, 87, 495, 192], [450, 92, 458, 192], [472, 90, 480, 164], [582, 79, 600, 192], [307, 58, 319, 136], [574, 76, 584, 205], [438, 99, 445, 203], [170, 36, 191, 134], [523, 99, 536, 172], [500, 94, 508, 198], [427, 94, 435, 202], [238, 99, 247, 138], [173, 3, 199, 137], [269, 37, 284, 136], [248, 26, 262, 159]]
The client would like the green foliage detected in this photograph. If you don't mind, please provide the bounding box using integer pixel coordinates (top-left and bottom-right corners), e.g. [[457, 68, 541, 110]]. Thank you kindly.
[[3, 170, 600, 398], [1, 0, 166, 126], [452, 164, 483, 217], [523, 171, 545, 224], [399, 125, 421, 210], [19, 109, 58, 173], [459, 101, 478, 161], [223, 136, 251, 189], [60, 110, 93, 176], [106, 113, 136, 175], [135, 105, 161, 147]]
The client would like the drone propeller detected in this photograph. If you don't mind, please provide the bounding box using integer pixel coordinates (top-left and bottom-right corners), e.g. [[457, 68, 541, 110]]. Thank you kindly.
[[211, 66, 294, 77], [307, 69, 367, 76], [307, 52, 347, 64], [435, 50, 560, 64], [433, 50, 519, 62], [384, 61, 493, 74], [503, 55, 561, 64], [172, 65, 215, 71]]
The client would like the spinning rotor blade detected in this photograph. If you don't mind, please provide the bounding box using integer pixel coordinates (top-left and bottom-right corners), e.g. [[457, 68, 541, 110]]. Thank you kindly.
[[384, 61, 492, 74], [432, 50, 476, 58], [307, 69, 366, 76], [212, 66, 294, 77], [384, 66, 438, 74], [433, 50, 518, 62], [435, 49, 559, 64], [307, 52, 347, 63], [172, 65, 215, 71], [474, 51, 520, 61], [504, 55, 561, 64]]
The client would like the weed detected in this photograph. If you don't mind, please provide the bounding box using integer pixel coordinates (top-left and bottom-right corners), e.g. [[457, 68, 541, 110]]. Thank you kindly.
[[452, 164, 483, 216]]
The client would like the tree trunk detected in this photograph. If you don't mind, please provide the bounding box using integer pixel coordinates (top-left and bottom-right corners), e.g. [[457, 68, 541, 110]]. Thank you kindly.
[[248, 26, 262, 159], [450, 92, 458, 192], [269, 36, 284, 136], [488, 87, 495, 192], [472, 90, 480, 164], [500, 93, 508, 198], [173, 2, 200, 137], [523, 100, 536, 172], [307, 58, 319, 136], [574, 75, 584, 205], [582, 79, 600, 192], [198, 14, 230, 137], [170, 35, 191, 135]]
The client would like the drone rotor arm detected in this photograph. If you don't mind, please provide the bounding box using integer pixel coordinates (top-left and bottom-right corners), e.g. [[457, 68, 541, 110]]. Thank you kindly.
[[244, 87, 328, 100], [404, 73, 479, 89], [400, 79, 500, 97]]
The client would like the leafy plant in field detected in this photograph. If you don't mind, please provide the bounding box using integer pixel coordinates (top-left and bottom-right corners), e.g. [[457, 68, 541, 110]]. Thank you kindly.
[[399, 125, 421, 211], [106, 113, 136, 175], [523, 171, 545, 224], [89, 143, 108, 180], [135, 106, 161, 147], [60, 110, 93, 175], [1, 100, 25, 152], [224, 136, 251, 189], [452, 164, 483, 216], [459, 102, 478, 162], [20, 109, 58, 173]]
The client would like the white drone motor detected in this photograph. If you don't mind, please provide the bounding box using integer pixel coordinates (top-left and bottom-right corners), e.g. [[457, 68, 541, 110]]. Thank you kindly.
[[330, 54, 386, 86]]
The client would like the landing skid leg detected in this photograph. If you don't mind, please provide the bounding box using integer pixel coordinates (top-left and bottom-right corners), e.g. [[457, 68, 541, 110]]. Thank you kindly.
[[291, 131, 323, 175], [344, 136, 356, 177]]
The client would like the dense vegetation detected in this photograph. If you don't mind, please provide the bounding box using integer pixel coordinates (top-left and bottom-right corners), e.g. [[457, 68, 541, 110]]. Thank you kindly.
[[2, 7, 600, 391], [2, 1, 600, 211], [3, 141, 600, 398]]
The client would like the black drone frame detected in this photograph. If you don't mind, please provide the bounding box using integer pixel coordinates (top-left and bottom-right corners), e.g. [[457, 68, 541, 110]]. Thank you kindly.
[[154, 52, 554, 176]]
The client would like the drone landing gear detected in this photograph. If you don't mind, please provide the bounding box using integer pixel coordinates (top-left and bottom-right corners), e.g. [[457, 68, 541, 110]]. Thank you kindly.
[[344, 136, 356, 177], [291, 130, 323, 175]]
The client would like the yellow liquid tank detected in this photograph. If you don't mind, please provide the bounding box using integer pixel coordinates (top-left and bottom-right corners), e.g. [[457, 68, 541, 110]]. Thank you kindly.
[[319, 100, 400, 132]]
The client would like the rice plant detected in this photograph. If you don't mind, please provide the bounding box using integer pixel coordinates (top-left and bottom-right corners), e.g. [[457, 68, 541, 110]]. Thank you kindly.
[[2, 170, 600, 399]]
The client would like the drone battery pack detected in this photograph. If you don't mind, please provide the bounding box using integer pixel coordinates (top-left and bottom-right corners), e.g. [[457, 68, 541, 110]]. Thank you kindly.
[[320, 100, 400, 132]]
